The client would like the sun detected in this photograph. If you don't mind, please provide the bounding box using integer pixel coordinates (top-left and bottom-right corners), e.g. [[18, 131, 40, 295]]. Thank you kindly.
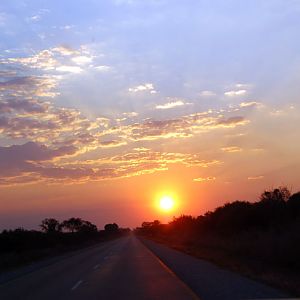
[[159, 195, 175, 211]]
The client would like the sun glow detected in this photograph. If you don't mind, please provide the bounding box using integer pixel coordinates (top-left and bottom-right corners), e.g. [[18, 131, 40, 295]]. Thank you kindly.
[[159, 195, 175, 211]]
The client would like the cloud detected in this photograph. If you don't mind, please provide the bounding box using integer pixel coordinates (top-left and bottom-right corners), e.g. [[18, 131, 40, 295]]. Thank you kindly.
[[221, 146, 242, 153], [0, 46, 252, 187], [216, 116, 248, 127], [6, 50, 58, 70], [52, 46, 79, 56], [94, 65, 111, 72], [104, 113, 249, 142], [0, 76, 59, 98], [235, 83, 251, 89], [60, 25, 74, 30], [0, 97, 99, 142], [0, 98, 48, 114], [239, 101, 261, 108], [25, 9, 49, 23], [56, 65, 83, 73], [128, 83, 156, 94], [71, 56, 93, 65], [99, 140, 127, 148], [248, 175, 264, 180], [0, 142, 77, 177], [155, 99, 192, 110], [28, 15, 41, 22], [224, 89, 247, 97], [103, 149, 221, 169], [122, 111, 138, 117], [0, 144, 221, 185], [3, 46, 91, 74], [193, 176, 216, 182], [0, 47, 94, 108]]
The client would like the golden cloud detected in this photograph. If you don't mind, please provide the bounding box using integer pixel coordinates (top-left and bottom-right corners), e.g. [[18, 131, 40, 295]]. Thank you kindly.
[[193, 176, 216, 182]]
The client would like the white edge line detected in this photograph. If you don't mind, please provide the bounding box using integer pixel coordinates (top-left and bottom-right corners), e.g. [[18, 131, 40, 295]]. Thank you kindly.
[[71, 280, 83, 291]]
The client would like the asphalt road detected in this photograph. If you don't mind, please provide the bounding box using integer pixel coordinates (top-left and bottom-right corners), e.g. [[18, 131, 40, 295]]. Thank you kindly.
[[0, 235, 291, 300], [0, 235, 198, 300], [142, 239, 290, 300]]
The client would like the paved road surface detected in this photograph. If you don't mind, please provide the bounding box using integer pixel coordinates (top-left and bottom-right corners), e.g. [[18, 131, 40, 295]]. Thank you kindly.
[[0, 235, 291, 300], [142, 238, 290, 300], [0, 235, 198, 300]]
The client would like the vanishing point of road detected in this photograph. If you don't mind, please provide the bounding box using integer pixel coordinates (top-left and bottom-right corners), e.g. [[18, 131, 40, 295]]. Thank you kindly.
[[0, 234, 290, 300]]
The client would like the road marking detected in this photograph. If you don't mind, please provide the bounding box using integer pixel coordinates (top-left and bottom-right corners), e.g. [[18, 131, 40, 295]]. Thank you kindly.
[[71, 280, 83, 291], [93, 264, 100, 270]]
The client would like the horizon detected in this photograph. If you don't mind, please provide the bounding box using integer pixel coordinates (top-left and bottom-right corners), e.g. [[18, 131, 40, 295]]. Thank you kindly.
[[1, 0, 300, 231], [1, 185, 298, 231]]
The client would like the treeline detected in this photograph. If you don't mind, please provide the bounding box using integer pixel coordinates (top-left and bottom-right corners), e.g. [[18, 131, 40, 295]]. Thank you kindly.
[[137, 187, 300, 237], [0, 218, 130, 270], [136, 187, 300, 279]]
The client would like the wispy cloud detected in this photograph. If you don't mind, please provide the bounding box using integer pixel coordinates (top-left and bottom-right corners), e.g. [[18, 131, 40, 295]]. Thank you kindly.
[[0, 145, 221, 186], [128, 83, 156, 94], [94, 65, 111, 72], [221, 146, 242, 153], [56, 65, 83, 73], [248, 175, 264, 180], [71, 55, 93, 65], [224, 89, 247, 97], [155, 99, 191, 110], [193, 176, 216, 182], [52, 46, 80, 56], [105, 113, 249, 142], [0, 46, 254, 187], [3, 46, 91, 73]]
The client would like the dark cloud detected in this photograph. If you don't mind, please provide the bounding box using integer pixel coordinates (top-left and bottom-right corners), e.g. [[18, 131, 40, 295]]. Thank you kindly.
[[0, 98, 48, 114], [0, 142, 77, 177], [217, 116, 246, 126], [0, 143, 222, 185]]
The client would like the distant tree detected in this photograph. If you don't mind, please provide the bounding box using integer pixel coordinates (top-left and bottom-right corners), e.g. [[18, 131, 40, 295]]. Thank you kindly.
[[61, 218, 83, 233], [104, 223, 119, 233], [287, 192, 300, 218], [40, 218, 61, 233], [260, 186, 291, 203], [78, 220, 98, 233], [138, 220, 163, 236]]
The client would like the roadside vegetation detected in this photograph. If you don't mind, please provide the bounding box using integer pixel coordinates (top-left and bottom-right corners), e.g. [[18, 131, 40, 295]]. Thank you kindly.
[[136, 187, 300, 296], [0, 218, 130, 271]]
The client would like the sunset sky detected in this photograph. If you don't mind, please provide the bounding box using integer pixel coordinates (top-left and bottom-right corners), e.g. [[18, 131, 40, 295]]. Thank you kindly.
[[1, 0, 299, 229]]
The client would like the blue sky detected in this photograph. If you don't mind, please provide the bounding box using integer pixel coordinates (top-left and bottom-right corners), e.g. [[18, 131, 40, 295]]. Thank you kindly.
[[2, 0, 300, 115]]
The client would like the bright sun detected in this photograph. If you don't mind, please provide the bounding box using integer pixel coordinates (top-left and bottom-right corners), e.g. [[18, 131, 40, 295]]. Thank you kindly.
[[159, 196, 175, 211]]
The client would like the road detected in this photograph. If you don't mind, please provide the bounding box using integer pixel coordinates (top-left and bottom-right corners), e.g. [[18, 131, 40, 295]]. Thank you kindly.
[[0, 235, 198, 300], [0, 235, 290, 300]]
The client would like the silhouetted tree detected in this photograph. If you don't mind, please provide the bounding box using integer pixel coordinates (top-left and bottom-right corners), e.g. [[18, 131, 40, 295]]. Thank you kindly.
[[104, 223, 119, 233], [287, 192, 300, 218], [78, 220, 98, 233], [40, 218, 61, 233], [260, 186, 290, 203], [61, 218, 83, 233]]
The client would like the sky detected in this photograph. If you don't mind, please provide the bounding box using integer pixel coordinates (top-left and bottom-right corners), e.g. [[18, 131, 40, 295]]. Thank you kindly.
[[0, 0, 300, 230]]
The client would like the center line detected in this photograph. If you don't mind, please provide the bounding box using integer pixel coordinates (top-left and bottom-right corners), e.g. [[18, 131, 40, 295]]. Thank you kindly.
[[71, 280, 83, 291]]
